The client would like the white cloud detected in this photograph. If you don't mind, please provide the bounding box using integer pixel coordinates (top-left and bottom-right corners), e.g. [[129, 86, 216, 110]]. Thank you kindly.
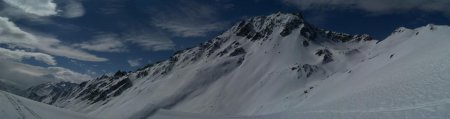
[[150, 1, 227, 37], [2, 0, 58, 16], [0, 47, 56, 65], [97, 0, 125, 15], [86, 69, 98, 76], [124, 31, 175, 51], [47, 67, 92, 82], [61, 0, 85, 18], [154, 21, 227, 37], [284, 0, 450, 16], [0, 60, 91, 90], [0, 0, 85, 24], [0, 16, 38, 46], [0, 16, 108, 62], [74, 34, 127, 52], [78, 31, 175, 52], [127, 58, 142, 67]]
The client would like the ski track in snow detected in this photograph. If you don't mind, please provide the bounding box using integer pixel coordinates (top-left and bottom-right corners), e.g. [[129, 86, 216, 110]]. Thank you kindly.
[[2, 91, 43, 119], [147, 98, 450, 119], [299, 98, 450, 114]]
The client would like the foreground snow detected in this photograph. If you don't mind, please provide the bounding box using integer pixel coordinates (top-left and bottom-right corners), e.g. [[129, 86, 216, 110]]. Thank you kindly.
[[0, 90, 96, 119]]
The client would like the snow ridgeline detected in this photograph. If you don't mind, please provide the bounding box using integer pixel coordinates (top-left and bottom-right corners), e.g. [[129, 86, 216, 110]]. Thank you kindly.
[[22, 13, 450, 119]]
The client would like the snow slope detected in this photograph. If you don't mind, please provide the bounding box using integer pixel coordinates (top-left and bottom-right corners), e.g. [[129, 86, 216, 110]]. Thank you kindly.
[[0, 90, 97, 119], [147, 24, 450, 119], [23, 13, 450, 119], [25, 13, 376, 119]]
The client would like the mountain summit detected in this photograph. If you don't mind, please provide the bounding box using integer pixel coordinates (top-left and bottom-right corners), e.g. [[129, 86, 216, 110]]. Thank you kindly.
[[22, 13, 450, 119]]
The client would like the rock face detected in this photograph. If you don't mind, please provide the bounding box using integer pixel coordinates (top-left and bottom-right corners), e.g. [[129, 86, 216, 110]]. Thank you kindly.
[[24, 82, 79, 104], [24, 75, 133, 105], [24, 12, 378, 119]]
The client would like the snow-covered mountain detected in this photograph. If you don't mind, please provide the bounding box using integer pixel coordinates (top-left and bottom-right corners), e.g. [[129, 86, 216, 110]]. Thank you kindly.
[[0, 60, 91, 95], [22, 13, 450, 119]]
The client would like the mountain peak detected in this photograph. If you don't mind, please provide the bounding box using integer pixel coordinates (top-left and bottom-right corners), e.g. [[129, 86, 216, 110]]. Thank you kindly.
[[229, 12, 310, 41], [390, 24, 450, 37], [267, 12, 305, 20], [229, 12, 374, 43]]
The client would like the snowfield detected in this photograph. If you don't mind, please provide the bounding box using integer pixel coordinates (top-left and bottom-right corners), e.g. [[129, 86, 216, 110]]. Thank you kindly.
[[148, 24, 450, 119], [15, 13, 450, 119], [0, 90, 96, 119]]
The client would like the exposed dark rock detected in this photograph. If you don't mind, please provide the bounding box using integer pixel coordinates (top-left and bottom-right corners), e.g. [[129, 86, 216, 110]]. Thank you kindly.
[[280, 18, 303, 37], [323, 54, 334, 64], [316, 49, 334, 64], [291, 67, 298, 71], [217, 49, 229, 57], [291, 64, 319, 78], [80, 78, 133, 103], [236, 23, 255, 38], [300, 24, 317, 40], [169, 56, 179, 63], [112, 79, 133, 96], [207, 42, 221, 56], [230, 48, 246, 56], [303, 40, 309, 47], [237, 21, 246, 28], [79, 81, 87, 87], [315, 49, 327, 56], [302, 64, 316, 78], [137, 71, 149, 78], [25, 82, 79, 104], [251, 32, 264, 41], [114, 70, 127, 77], [237, 56, 245, 64]]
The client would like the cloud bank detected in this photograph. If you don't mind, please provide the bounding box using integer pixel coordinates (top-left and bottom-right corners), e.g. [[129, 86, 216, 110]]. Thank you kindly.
[[0, 47, 56, 65], [61, 0, 85, 18], [2, 0, 57, 16], [0, 16, 107, 62], [0, 60, 91, 90], [150, 0, 228, 37], [127, 58, 142, 67], [124, 31, 175, 51]]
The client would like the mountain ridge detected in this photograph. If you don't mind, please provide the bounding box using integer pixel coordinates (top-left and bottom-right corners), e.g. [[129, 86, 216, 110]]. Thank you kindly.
[[21, 12, 450, 119]]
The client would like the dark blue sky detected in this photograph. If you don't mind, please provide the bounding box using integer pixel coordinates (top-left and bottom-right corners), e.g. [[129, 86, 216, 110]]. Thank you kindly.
[[2, 0, 450, 78]]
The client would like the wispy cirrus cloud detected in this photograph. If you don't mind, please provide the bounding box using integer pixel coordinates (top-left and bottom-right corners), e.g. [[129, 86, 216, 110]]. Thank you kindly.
[[124, 31, 175, 51], [0, 0, 96, 91], [150, 0, 228, 37], [127, 58, 142, 67], [0, 47, 56, 65], [0, 16, 107, 62], [60, 0, 85, 18], [0, 60, 91, 90], [2, 0, 57, 17], [0, 0, 86, 19], [74, 34, 127, 53]]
